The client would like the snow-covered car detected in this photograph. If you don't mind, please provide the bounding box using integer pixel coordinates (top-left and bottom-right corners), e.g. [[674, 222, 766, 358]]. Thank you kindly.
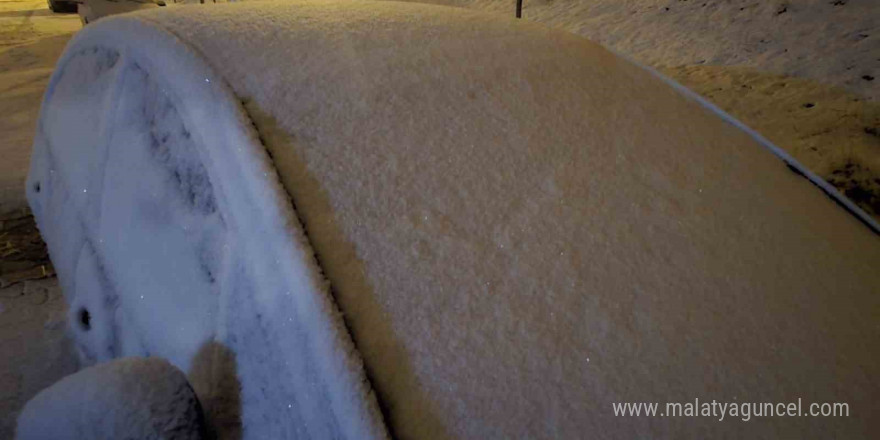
[[22, 1, 880, 438], [78, 0, 164, 25]]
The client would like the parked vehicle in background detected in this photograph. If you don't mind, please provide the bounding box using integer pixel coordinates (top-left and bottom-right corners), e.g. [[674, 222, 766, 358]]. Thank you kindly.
[[47, 0, 78, 13], [77, 0, 164, 25]]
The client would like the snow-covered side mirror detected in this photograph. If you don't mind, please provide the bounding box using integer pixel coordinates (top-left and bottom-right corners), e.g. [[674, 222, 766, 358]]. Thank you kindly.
[[16, 357, 206, 440]]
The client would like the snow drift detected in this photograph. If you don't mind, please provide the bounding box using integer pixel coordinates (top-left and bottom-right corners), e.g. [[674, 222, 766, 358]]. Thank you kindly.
[[27, 0, 880, 438]]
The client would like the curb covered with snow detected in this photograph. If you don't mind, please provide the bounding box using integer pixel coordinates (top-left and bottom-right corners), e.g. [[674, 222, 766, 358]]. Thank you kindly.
[[27, 1, 880, 438]]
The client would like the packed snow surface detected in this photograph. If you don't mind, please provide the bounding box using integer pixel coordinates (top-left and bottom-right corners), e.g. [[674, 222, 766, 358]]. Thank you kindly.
[[25, 0, 880, 438]]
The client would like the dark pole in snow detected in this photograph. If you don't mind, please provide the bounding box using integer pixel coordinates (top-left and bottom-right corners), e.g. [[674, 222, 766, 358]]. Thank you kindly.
[[516, 0, 522, 18]]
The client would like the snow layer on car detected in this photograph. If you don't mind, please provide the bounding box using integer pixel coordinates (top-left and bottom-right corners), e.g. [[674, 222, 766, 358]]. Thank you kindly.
[[28, 1, 880, 438]]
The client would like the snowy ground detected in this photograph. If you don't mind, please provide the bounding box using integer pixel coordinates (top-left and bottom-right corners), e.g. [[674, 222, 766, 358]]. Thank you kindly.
[[0, 0, 877, 437], [0, 274, 78, 437], [0, 207, 76, 438], [0, 0, 77, 213], [0, 1, 79, 436]]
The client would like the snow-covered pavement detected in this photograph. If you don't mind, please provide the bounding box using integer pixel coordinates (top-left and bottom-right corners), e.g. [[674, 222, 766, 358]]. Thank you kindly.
[[1, 0, 78, 213], [0, 0, 79, 49], [0, 1, 79, 437], [0, 276, 78, 438]]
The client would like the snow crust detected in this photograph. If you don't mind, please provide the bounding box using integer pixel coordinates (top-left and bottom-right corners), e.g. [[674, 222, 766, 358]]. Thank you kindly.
[[27, 1, 880, 438]]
